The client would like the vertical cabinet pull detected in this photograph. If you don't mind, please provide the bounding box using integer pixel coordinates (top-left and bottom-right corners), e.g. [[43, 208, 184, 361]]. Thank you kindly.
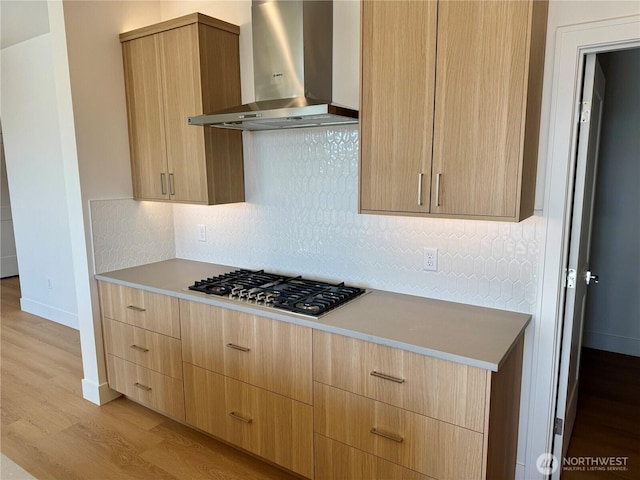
[[229, 411, 252, 423], [169, 173, 175, 195], [126, 305, 146, 312], [417, 173, 423, 206], [160, 173, 167, 195], [226, 343, 251, 352], [370, 371, 405, 384], [134, 382, 152, 391], [370, 427, 404, 443], [130, 344, 149, 353], [435, 173, 442, 207]]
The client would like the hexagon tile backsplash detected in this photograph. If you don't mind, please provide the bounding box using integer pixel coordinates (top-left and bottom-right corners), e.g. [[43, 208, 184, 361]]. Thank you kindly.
[[90, 198, 175, 274], [172, 126, 543, 314]]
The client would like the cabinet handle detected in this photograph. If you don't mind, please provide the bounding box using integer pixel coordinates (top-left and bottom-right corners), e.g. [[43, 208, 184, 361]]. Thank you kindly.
[[370, 371, 405, 384], [169, 173, 175, 195], [134, 382, 152, 391], [370, 427, 404, 443], [417, 173, 423, 206], [160, 173, 167, 195], [226, 343, 251, 352], [229, 411, 252, 423], [130, 344, 149, 353], [127, 305, 146, 312], [435, 173, 442, 207]]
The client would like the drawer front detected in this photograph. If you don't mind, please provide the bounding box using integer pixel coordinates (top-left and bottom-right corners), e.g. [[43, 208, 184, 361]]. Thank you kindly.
[[315, 434, 433, 480], [106, 355, 185, 421], [99, 281, 180, 338], [180, 300, 312, 404], [313, 330, 487, 432], [314, 383, 483, 480], [183, 363, 313, 479], [103, 319, 183, 379]]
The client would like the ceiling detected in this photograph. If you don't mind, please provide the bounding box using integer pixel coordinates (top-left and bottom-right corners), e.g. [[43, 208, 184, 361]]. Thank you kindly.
[[1, 1, 50, 49]]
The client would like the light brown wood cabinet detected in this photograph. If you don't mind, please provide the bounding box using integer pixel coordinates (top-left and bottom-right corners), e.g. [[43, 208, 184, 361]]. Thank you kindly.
[[98, 281, 184, 420], [313, 330, 525, 480], [97, 280, 526, 480], [180, 300, 313, 404], [120, 13, 245, 205], [360, 0, 548, 221], [183, 364, 314, 479]]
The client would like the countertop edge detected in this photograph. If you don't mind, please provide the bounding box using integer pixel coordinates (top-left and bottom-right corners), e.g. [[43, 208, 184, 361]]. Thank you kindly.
[[95, 268, 530, 373]]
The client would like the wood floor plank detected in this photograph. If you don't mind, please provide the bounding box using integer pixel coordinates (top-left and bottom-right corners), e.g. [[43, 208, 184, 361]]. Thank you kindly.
[[563, 348, 640, 480]]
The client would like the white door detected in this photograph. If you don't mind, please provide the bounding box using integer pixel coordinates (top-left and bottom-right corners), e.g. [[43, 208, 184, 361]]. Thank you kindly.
[[552, 54, 606, 474]]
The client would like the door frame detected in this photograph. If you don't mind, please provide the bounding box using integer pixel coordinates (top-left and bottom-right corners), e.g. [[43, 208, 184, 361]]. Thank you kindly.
[[525, 14, 640, 480]]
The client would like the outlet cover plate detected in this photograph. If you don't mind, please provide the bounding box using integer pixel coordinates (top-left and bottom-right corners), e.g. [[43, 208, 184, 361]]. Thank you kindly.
[[423, 248, 438, 271]]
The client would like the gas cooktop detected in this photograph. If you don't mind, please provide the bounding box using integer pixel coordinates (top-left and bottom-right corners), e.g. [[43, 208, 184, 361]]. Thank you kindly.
[[188, 269, 365, 318]]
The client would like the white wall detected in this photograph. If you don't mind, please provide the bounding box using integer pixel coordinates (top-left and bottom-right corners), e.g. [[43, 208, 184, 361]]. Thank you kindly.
[[583, 49, 640, 357], [46, 0, 162, 404], [1, 33, 79, 328], [0, 125, 19, 277]]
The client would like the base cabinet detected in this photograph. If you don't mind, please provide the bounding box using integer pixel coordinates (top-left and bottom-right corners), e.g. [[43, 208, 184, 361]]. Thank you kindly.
[[315, 434, 432, 480], [183, 363, 313, 479], [98, 280, 525, 480]]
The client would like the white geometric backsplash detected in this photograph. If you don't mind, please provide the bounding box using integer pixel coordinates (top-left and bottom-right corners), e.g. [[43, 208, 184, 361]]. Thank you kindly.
[[90, 198, 175, 274], [173, 126, 543, 314]]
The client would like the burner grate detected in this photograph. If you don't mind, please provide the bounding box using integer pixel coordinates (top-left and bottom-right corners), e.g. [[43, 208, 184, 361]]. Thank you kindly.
[[188, 269, 365, 317]]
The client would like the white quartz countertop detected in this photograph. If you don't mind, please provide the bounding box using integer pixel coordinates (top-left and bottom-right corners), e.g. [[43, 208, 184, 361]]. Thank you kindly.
[[95, 258, 531, 372]]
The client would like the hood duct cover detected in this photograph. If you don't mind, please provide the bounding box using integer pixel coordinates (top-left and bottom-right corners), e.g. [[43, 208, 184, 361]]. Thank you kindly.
[[188, 0, 358, 131]]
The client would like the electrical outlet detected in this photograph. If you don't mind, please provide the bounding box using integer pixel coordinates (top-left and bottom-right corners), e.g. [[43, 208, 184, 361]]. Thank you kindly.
[[423, 248, 438, 271], [197, 224, 207, 242]]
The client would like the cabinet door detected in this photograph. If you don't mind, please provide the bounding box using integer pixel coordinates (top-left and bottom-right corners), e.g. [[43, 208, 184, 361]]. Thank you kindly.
[[122, 34, 168, 201], [184, 364, 314, 478], [431, 1, 531, 218], [360, 0, 437, 214], [159, 24, 208, 203], [314, 383, 483, 480], [180, 300, 312, 404]]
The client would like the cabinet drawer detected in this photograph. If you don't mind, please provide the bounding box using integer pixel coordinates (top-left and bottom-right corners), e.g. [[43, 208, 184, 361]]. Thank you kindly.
[[314, 383, 483, 480], [313, 330, 487, 431], [103, 319, 182, 379], [180, 300, 312, 404], [99, 282, 180, 338], [183, 363, 313, 479], [106, 355, 184, 421], [315, 434, 433, 480]]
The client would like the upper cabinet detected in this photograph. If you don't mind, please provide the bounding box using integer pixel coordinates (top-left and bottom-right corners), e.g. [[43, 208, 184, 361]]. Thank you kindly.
[[360, 1, 548, 222], [120, 14, 245, 205]]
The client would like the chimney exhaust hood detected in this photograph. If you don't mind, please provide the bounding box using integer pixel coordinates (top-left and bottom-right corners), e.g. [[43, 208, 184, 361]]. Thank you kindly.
[[188, 0, 358, 131]]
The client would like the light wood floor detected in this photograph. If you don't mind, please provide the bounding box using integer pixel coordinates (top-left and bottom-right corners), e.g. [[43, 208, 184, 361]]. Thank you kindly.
[[0, 276, 297, 480], [563, 347, 640, 479]]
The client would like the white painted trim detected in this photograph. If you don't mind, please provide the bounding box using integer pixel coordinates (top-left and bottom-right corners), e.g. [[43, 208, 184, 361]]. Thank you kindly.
[[525, 14, 640, 480], [20, 297, 79, 330], [583, 331, 640, 357], [81, 378, 121, 406]]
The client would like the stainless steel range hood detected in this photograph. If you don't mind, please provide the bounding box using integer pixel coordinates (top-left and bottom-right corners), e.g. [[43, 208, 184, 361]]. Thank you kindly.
[[188, 0, 358, 131]]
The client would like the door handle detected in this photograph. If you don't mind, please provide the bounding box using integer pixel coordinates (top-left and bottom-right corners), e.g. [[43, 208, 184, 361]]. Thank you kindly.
[[585, 271, 599, 285]]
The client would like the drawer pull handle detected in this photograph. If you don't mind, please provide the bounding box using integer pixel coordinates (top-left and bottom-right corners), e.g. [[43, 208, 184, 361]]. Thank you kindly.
[[133, 382, 152, 391], [370, 427, 404, 443], [127, 305, 146, 312], [370, 371, 405, 384], [226, 343, 251, 352], [130, 344, 149, 353], [229, 411, 252, 423]]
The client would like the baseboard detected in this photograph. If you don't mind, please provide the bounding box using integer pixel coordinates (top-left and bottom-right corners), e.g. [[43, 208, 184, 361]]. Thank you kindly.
[[515, 462, 526, 480], [82, 378, 121, 406], [0, 255, 18, 277], [583, 330, 640, 357], [20, 297, 79, 330]]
